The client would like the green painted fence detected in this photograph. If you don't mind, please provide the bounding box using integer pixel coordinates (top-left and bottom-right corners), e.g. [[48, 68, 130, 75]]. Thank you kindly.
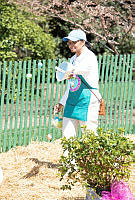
[[0, 54, 135, 153]]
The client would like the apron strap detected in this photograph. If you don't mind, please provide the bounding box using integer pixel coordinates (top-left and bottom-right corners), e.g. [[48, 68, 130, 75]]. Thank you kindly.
[[79, 76, 101, 102]]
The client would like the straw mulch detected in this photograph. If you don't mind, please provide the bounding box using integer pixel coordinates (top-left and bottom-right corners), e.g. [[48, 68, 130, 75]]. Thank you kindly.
[[0, 139, 86, 200], [0, 136, 135, 200]]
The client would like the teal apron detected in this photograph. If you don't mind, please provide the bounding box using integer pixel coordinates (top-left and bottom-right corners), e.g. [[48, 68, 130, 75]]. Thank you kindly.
[[63, 75, 95, 121]]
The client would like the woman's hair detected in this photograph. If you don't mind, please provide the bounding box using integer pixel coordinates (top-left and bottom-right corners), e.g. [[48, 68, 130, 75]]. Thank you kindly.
[[85, 41, 91, 50], [85, 40, 98, 55]]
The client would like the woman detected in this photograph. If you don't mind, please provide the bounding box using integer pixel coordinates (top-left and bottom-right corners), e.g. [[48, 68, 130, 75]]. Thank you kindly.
[[55, 29, 102, 139]]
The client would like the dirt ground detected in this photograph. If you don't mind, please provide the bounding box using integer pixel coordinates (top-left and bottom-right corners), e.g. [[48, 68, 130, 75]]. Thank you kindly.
[[0, 136, 135, 200]]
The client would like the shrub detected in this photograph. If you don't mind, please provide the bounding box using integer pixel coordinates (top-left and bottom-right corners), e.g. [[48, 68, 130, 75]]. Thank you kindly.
[[58, 127, 135, 195], [0, 2, 56, 61]]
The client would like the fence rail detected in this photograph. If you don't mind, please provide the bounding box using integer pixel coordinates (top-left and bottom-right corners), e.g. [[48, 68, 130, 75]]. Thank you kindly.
[[0, 54, 135, 152]]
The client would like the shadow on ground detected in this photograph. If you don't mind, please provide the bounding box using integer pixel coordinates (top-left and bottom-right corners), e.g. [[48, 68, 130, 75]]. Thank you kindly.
[[22, 157, 60, 178]]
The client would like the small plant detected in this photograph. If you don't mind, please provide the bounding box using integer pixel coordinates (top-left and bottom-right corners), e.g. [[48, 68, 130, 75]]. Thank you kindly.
[[58, 128, 135, 196]]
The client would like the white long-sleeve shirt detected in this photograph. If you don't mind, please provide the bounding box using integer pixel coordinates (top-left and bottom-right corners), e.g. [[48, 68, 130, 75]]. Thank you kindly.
[[60, 46, 102, 106]]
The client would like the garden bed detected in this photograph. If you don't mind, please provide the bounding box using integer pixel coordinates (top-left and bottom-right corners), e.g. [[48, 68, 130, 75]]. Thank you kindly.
[[0, 136, 134, 200]]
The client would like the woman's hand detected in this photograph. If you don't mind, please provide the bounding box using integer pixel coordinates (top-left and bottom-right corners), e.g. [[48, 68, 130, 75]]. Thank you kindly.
[[54, 103, 63, 113], [67, 71, 75, 80], [67, 74, 74, 80]]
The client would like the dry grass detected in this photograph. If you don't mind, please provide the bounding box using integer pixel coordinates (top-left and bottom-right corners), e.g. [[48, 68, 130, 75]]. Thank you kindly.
[[0, 135, 135, 200], [0, 140, 86, 200]]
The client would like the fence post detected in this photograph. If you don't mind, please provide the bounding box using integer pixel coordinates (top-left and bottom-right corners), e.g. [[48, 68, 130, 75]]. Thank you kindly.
[[18, 60, 26, 146], [23, 60, 32, 146], [8, 61, 18, 150], [108, 55, 118, 130], [13, 61, 22, 148], [33, 61, 41, 141], [38, 60, 46, 142], [3, 61, 12, 152], [28, 60, 36, 144], [43, 59, 51, 141], [0, 61, 7, 152], [47, 59, 56, 141]]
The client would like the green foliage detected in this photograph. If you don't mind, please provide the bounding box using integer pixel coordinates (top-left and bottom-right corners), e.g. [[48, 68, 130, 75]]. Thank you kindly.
[[48, 17, 74, 59], [118, 33, 135, 54], [7, 0, 135, 55], [0, 1, 56, 61], [59, 128, 135, 192]]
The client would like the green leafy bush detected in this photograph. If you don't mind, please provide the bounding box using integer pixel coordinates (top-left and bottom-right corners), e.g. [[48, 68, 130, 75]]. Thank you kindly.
[[0, 1, 56, 61], [58, 128, 135, 193]]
